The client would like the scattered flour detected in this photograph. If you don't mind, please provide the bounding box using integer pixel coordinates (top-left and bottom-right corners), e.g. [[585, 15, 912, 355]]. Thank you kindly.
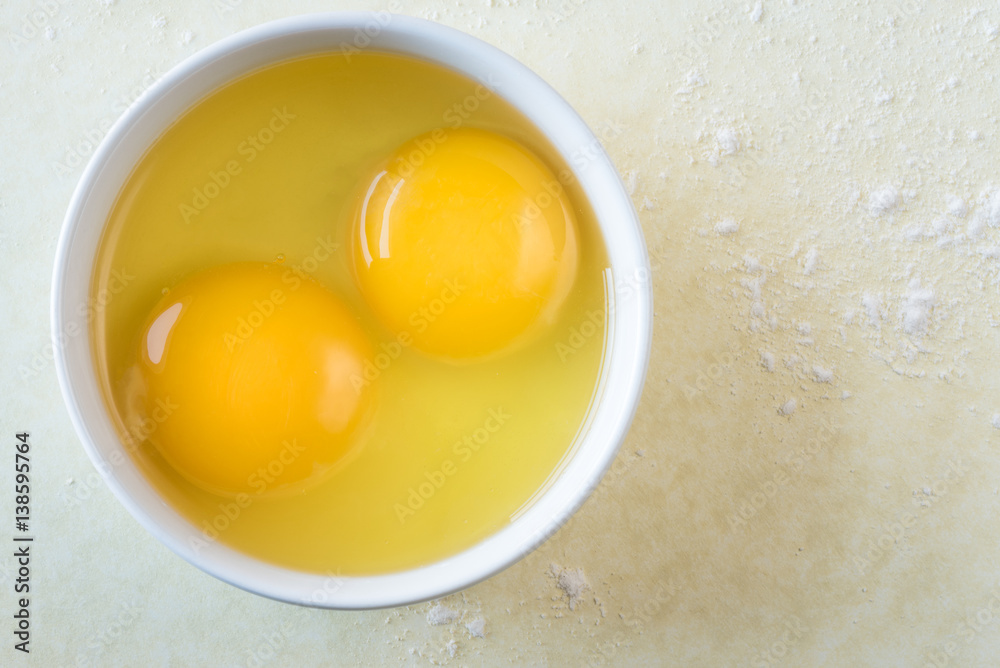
[[715, 218, 740, 236], [992, 414, 1000, 430], [426, 604, 460, 626], [802, 248, 819, 275], [900, 279, 935, 336], [549, 564, 590, 611], [749, 1, 763, 23], [743, 254, 763, 273], [966, 188, 998, 237], [862, 294, 885, 327], [779, 398, 797, 416], [761, 351, 775, 372], [465, 618, 486, 638], [903, 224, 926, 242], [869, 185, 900, 216], [676, 69, 706, 95], [968, 216, 986, 240], [980, 187, 1000, 227], [716, 128, 740, 155], [931, 217, 954, 237], [812, 365, 833, 383], [686, 69, 706, 87], [946, 194, 968, 218]]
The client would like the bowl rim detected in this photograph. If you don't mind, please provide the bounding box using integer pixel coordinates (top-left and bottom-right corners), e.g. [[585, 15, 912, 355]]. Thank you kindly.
[[51, 11, 653, 609]]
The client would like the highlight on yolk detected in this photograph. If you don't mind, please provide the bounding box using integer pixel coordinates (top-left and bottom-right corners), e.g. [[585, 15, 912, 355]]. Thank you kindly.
[[352, 127, 578, 359], [136, 262, 375, 497]]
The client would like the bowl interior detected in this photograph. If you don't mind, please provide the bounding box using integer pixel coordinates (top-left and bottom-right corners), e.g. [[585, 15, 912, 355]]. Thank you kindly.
[[52, 12, 652, 609]]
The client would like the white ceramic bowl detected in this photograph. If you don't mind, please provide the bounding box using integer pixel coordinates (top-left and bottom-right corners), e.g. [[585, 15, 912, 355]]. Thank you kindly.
[[52, 12, 652, 609]]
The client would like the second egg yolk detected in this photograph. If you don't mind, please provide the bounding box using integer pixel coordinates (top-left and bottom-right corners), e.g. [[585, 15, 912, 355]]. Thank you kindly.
[[353, 127, 579, 359], [136, 262, 375, 497]]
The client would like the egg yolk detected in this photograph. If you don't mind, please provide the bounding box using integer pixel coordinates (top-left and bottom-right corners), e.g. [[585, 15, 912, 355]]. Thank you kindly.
[[353, 127, 578, 359], [137, 262, 374, 497]]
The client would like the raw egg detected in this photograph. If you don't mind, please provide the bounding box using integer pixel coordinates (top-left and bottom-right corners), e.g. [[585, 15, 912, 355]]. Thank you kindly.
[[94, 53, 611, 574], [137, 262, 374, 497], [352, 127, 578, 359]]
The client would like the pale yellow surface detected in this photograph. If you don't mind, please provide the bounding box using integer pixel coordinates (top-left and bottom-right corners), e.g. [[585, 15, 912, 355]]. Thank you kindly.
[[2, 1, 999, 666]]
